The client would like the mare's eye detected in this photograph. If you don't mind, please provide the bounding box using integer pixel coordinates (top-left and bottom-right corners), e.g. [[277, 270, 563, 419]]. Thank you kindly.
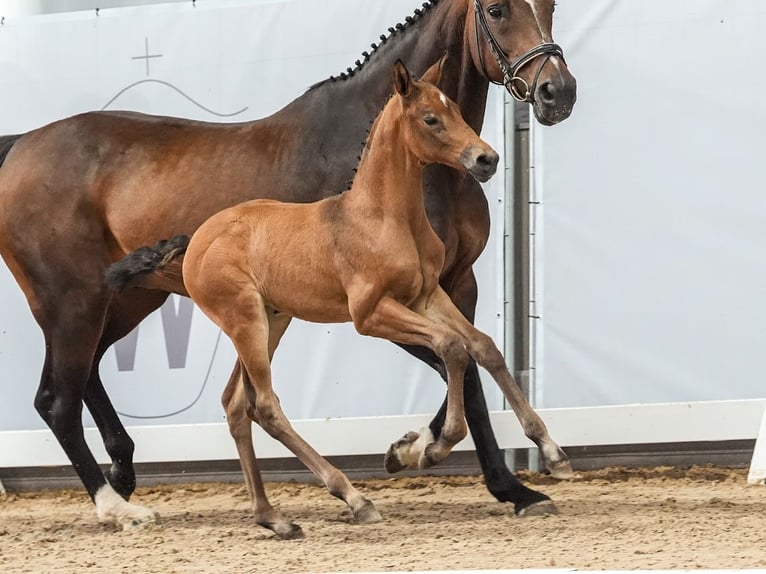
[[487, 5, 502, 19], [423, 116, 439, 126]]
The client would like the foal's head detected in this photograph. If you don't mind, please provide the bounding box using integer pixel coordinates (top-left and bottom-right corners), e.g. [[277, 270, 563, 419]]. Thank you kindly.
[[391, 56, 499, 183]]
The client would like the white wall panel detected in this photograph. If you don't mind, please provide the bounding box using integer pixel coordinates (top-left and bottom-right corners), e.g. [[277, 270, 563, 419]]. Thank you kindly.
[[535, 0, 766, 407], [0, 0, 507, 432]]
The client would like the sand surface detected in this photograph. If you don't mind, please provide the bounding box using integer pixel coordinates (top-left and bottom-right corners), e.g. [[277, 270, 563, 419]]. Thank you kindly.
[[1, 466, 765, 573]]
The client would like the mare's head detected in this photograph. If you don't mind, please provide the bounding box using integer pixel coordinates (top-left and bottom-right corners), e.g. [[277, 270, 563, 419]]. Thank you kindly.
[[468, 0, 576, 125], [392, 56, 499, 183]]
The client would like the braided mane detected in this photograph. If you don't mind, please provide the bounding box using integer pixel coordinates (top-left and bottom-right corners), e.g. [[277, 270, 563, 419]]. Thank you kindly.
[[307, 0, 441, 91]]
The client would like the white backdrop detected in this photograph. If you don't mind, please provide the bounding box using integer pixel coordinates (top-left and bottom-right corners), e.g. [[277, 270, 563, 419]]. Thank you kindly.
[[0, 0, 507, 432], [534, 0, 766, 408]]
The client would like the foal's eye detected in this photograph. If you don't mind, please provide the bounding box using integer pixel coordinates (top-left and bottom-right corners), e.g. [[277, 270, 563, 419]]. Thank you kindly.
[[423, 116, 439, 126], [487, 4, 503, 19]]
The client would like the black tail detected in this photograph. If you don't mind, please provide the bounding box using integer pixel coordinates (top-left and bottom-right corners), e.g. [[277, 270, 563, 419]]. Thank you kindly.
[[106, 234, 190, 291], [0, 134, 22, 168]]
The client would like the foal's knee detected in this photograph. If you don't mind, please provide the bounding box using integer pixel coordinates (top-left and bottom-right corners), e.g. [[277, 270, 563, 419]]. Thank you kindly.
[[435, 331, 469, 372]]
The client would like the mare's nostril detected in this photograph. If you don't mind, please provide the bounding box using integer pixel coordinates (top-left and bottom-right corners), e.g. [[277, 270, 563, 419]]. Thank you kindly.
[[538, 81, 556, 105]]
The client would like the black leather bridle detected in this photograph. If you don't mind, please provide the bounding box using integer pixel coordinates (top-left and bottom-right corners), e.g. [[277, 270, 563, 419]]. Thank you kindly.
[[473, 0, 565, 103]]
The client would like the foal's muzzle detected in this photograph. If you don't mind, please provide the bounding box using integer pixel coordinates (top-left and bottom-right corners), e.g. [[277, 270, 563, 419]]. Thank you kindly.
[[462, 146, 499, 183]]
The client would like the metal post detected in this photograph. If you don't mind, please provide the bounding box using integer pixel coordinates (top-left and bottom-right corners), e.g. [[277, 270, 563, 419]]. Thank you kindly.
[[503, 90, 517, 473]]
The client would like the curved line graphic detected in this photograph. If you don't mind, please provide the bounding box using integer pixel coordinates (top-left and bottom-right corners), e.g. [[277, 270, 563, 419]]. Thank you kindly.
[[116, 328, 224, 420], [101, 79, 249, 117]]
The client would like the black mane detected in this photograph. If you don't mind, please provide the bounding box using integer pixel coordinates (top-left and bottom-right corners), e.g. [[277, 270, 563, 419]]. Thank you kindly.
[[0, 134, 21, 168], [306, 0, 441, 92]]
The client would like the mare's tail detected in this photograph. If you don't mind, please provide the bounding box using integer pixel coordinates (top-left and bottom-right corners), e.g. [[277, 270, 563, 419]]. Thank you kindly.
[[106, 234, 190, 292], [0, 134, 22, 168]]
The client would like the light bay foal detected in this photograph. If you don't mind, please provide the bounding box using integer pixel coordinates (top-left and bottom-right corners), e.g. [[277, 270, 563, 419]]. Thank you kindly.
[[109, 57, 561, 538]]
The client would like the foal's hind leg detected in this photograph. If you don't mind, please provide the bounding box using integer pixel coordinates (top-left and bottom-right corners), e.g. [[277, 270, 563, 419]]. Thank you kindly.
[[222, 361, 303, 539], [199, 289, 380, 526], [222, 312, 306, 539]]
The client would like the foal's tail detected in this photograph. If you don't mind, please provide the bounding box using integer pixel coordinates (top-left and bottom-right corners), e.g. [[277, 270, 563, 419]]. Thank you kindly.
[[0, 134, 22, 168], [106, 234, 190, 293]]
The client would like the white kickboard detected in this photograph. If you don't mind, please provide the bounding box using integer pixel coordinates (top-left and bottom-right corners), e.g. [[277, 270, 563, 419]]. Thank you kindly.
[[747, 403, 766, 485]]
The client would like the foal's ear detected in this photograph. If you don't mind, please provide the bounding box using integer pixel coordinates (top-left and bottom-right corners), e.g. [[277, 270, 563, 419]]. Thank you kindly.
[[420, 52, 448, 88], [393, 59, 412, 98]]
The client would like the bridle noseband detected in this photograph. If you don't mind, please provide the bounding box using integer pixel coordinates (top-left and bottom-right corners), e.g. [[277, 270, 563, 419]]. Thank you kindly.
[[473, 0, 565, 103]]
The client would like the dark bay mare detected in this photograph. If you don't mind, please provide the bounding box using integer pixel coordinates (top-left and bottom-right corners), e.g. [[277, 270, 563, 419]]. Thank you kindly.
[[0, 0, 576, 530]]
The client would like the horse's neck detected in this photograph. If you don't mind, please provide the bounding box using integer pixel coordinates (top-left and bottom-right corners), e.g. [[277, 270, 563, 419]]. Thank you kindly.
[[347, 110, 427, 229], [264, 1, 488, 193]]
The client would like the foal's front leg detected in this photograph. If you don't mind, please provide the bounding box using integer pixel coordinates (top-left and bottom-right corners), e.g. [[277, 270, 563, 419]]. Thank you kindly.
[[425, 288, 574, 478], [352, 296, 470, 468]]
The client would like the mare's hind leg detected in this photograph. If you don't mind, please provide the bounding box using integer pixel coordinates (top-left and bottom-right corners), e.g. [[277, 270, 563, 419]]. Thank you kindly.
[[199, 289, 380, 526], [32, 290, 158, 529], [84, 289, 170, 500], [0, 236, 159, 529]]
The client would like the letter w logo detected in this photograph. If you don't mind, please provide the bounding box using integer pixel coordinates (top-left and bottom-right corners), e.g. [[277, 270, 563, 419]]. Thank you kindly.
[[113, 296, 194, 371]]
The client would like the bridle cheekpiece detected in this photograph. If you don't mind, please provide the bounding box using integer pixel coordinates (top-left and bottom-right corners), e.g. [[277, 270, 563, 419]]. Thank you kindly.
[[473, 0, 565, 103]]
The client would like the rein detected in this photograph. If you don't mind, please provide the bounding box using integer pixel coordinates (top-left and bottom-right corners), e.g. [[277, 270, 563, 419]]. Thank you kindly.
[[473, 0, 565, 103]]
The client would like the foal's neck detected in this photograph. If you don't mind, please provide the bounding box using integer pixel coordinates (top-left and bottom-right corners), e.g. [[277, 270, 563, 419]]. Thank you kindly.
[[347, 105, 428, 227]]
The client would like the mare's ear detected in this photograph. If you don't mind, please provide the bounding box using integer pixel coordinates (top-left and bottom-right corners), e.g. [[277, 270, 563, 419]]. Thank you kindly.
[[420, 52, 448, 87], [393, 59, 412, 98]]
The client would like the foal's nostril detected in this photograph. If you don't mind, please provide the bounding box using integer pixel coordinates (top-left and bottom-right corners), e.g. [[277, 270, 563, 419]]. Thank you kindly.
[[477, 152, 499, 170]]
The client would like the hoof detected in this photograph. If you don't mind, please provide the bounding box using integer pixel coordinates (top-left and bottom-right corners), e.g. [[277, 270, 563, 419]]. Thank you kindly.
[[384, 431, 423, 473], [384, 445, 407, 474], [547, 459, 579, 480], [353, 500, 382, 524], [263, 521, 305, 540], [122, 510, 160, 531], [517, 500, 559, 517]]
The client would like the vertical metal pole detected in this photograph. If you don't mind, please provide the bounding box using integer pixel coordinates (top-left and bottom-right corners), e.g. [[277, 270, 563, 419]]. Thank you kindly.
[[526, 105, 541, 472], [502, 90, 517, 473]]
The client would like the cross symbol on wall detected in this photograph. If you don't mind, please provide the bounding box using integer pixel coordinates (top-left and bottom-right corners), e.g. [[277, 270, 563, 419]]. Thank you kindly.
[[132, 37, 163, 77]]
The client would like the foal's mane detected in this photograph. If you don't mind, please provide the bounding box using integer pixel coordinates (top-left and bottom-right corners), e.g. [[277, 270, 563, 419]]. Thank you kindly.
[[306, 0, 442, 92]]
